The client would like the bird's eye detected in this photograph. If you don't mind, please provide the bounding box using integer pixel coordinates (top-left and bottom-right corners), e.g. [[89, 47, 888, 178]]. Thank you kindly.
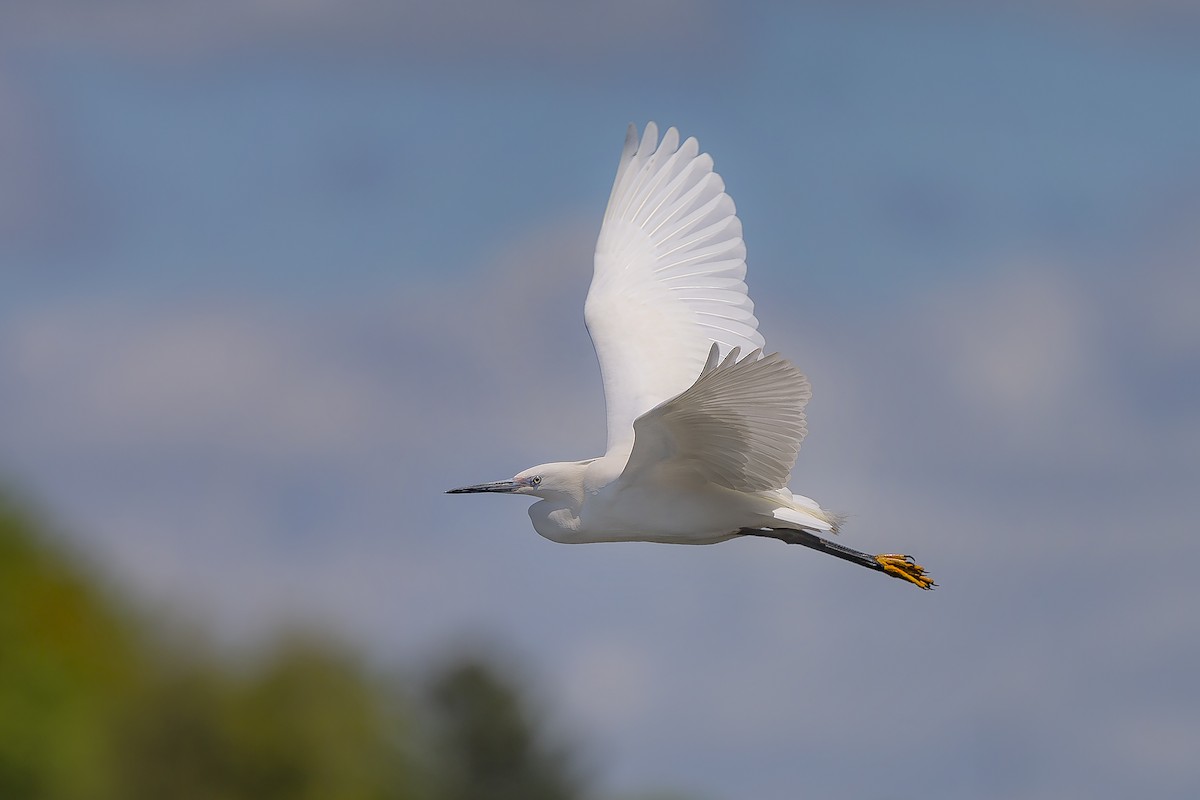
[[530, 476, 542, 486]]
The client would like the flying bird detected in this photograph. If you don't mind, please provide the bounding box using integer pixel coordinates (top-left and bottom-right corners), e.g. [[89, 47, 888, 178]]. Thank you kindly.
[[449, 123, 933, 589]]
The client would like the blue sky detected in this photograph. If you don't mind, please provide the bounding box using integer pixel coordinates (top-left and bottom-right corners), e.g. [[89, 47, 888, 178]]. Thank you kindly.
[[3, 2, 1200, 799]]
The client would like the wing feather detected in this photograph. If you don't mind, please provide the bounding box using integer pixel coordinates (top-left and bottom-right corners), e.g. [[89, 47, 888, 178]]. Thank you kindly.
[[587, 123, 765, 455], [621, 346, 812, 493]]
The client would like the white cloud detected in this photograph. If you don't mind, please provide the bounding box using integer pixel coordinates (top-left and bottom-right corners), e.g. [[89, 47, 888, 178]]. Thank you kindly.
[[931, 267, 1093, 423], [4, 300, 395, 461], [905, 264, 1137, 469], [799, 259, 1196, 477]]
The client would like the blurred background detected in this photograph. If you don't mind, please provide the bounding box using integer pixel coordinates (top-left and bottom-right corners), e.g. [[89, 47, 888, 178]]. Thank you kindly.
[[2, 2, 1199, 798]]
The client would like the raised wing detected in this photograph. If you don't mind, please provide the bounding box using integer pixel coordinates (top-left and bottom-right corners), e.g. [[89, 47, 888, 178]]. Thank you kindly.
[[586, 123, 765, 455], [621, 345, 811, 492]]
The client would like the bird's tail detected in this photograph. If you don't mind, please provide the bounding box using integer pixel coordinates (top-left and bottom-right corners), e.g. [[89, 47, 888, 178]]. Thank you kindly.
[[765, 490, 842, 534]]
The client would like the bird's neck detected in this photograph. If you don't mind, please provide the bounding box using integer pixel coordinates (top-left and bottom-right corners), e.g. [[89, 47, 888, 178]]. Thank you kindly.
[[529, 499, 583, 542]]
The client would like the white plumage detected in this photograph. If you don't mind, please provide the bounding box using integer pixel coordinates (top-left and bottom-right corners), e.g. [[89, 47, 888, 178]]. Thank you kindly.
[[449, 123, 934, 589], [624, 345, 809, 494], [587, 122, 764, 454]]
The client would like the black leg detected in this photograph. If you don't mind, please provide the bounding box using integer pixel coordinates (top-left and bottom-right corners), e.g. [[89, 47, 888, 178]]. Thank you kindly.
[[737, 527, 935, 589]]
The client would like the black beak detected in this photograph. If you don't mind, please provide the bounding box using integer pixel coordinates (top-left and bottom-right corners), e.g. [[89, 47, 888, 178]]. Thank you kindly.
[[446, 479, 522, 494]]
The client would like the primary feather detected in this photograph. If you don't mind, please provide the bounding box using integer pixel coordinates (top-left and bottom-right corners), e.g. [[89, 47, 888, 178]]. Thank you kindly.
[[586, 122, 765, 455]]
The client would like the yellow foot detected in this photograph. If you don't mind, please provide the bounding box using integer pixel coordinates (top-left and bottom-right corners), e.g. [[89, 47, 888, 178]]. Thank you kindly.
[[874, 554, 936, 590]]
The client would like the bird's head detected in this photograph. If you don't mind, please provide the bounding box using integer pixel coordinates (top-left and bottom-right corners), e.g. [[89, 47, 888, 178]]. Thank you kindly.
[[446, 461, 588, 501]]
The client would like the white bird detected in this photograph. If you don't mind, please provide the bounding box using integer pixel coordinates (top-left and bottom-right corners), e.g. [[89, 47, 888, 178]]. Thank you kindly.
[[449, 123, 933, 589]]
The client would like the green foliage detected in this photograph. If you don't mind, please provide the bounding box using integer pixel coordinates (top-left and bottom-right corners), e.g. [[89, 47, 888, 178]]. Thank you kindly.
[[115, 642, 416, 800], [0, 495, 139, 800], [426, 658, 583, 800]]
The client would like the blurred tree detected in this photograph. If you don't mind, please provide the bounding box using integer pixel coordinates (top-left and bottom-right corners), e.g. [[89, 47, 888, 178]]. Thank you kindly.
[[117, 641, 419, 800], [114, 665, 239, 800], [231, 639, 416, 800], [426, 657, 583, 800], [0, 493, 140, 800]]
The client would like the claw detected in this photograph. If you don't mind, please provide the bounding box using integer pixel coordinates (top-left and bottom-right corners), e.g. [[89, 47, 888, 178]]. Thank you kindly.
[[874, 553, 936, 590]]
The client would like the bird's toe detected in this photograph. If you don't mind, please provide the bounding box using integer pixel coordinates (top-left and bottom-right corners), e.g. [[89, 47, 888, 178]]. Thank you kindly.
[[874, 553, 936, 590]]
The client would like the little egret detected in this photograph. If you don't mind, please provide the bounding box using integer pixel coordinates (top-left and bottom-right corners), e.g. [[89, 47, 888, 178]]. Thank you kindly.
[[449, 123, 934, 589]]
